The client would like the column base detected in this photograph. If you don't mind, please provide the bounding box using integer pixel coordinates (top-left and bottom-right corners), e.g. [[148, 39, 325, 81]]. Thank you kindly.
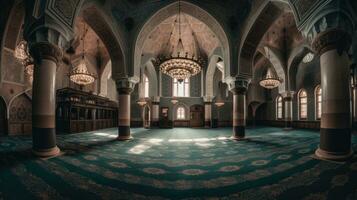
[[204, 121, 211, 128], [151, 121, 159, 127], [118, 126, 131, 141], [232, 126, 245, 140], [117, 135, 133, 141], [315, 147, 354, 161], [32, 146, 60, 157], [230, 136, 246, 141]]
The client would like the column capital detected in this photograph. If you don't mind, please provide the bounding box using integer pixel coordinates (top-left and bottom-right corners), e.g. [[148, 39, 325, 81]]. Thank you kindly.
[[151, 96, 160, 103], [203, 96, 214, 103], [29, 42, 63, 63], [228, 78, 250, 95], [281, 91, 295, 100], [312, 28, 352, 55], [299, 7, 354, 55], [116, 78, 136, 94]]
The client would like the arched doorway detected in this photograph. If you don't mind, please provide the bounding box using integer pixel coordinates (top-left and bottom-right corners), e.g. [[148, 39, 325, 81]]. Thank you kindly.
[[0, 97, 7, 136], [143, 105, 151, 129], [190, 105, 204, 127], [8, 93, 32, 135]]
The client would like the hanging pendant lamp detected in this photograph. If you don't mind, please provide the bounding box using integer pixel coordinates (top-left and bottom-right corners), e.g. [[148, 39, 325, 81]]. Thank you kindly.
[[69, 23, 96, 86], [156, 0, 203, 82], [259, 67, 282, 89]]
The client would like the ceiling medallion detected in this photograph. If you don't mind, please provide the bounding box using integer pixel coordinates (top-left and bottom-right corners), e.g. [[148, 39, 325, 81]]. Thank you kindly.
[[259, 67, 282, 89], [69, 23, 96, 86], [155, 0, 204, 82]]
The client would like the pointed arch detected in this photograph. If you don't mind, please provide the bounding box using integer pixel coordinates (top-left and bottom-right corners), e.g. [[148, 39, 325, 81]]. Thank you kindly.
[[205, 55, 223, 98], [139, 60, 158, 99], [288, 45, 311, 91], [315, 85, 322, 120], [276, 95, 283, 120], [298, 89, 308, 120], [73, 2, 127, 79], [1, 1, 25, 84], [134, 1, 230, 79], [8, 91, 32, 135], [238, 0, 296, 78], [173, 102, 189, 121], [263, 46, 287, 93]]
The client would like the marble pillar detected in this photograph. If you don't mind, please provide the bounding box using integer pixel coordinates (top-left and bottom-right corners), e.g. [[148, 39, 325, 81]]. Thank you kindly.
[[151, 101, 160, 127], [204, 102, 212, 128], [30, 42, 62, 157], [116, 79, 135, 140], [229, 79, 249, 140], [312, 29, 353, 161], [351, 65, 357, 130], [283, 92, 294, 130]]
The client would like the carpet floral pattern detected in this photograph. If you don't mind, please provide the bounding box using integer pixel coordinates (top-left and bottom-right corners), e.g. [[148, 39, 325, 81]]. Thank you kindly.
[[1, 127, 357, 199]]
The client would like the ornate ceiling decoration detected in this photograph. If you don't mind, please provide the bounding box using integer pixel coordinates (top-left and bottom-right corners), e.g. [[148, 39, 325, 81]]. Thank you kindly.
[[260, 13, 304, 51], [142, 14, 219, 60], [152, 1, 212, 81]]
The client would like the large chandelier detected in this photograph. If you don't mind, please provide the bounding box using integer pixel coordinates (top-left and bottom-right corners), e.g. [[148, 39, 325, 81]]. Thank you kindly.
[[70, 59, 95, 85], [69, 23, 96, 86], [14, 40, 28, 61], [14, 40, 34, 83], [259, 67, 282, 89], [155, 0, 203, 82]]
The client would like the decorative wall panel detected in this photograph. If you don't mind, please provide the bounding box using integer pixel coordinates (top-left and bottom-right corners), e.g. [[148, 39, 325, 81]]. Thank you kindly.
[[8, 94, 32, 135]]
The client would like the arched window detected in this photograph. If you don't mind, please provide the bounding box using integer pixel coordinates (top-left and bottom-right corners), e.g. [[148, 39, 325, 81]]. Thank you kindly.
[[173, 78, 189, 97], [144, 75, 149, 98], [299, 89, 308, 120], [276, 96, 283, 120], [315, 85, 322, 119], [177, 106, 186, 120]]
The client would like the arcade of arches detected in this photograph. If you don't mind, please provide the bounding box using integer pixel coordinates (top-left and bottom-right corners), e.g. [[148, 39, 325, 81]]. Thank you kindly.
[[1, 0, 357, 199]]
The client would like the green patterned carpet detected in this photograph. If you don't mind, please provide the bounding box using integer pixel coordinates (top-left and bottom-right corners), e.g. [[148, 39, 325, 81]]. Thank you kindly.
[[1, 127, 357, 200]]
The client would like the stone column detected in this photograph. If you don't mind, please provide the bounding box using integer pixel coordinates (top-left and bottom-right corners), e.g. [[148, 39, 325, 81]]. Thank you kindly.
[[203, 96, 213, 128], [29, 42, 62, 157], [351, 32, 357, 131], [353, 84, 357, 130], [204, 102, 212, 128], [351, 66, 357, 130], [151, 96, 160, 127], [229, 79, 249, 140], [116, 79, 135, 140], [312, 29, 353, 160], [282, 91, 294, 130]]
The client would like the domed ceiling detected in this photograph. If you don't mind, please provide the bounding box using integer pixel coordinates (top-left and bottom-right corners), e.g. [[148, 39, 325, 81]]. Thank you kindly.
[[260, 12, 304, 51], [71, 17, 109, 62], [142, 14, 220, 62]]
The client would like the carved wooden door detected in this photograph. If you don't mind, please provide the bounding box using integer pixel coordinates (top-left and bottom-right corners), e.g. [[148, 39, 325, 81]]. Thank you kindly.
[[190, 105, 204, 127]]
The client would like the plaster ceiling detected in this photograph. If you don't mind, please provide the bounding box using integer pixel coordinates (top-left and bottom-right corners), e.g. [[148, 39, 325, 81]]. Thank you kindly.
[[260, 12, 304, 51], [142, 14, 220, 59], [72, 17, 109, 63]]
